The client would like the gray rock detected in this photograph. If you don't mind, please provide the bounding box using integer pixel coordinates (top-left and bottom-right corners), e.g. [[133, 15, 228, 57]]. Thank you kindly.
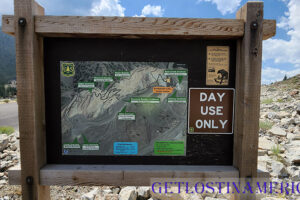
[[285, 140, 300, 164], [258, 149, 268, 156], [112, 187, 120, 194], [270, 160, 288, 177], [296, 104, 300, 115], [291, 170, 300, 181], [286, 166, 298, 176], [104, 194, 119, 200], [259, 137, 275, 150], [268, 126, 286, 136], [277, 111, 291, 119], [137, 187, 150, 198], [281, 118, 295, 125], [266, 112, 278, 119], [258, 161, 268, 173], [81, 188, 98, 200], [0, 134, 9, 152], [258, 155, 273, 163], [267, 88, 277, 92], [119, 187, 137, 200]]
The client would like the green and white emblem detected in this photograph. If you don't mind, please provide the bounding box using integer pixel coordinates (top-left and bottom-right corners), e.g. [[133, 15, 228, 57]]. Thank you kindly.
[[61, 62, 75, 77]]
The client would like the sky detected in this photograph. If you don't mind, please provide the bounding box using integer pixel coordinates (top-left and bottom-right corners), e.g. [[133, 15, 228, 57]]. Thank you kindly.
[[0, 0, 299, 84]]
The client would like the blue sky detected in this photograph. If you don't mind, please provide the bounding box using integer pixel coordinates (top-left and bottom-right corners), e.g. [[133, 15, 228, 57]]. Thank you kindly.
[[0, 0, 299, 84]]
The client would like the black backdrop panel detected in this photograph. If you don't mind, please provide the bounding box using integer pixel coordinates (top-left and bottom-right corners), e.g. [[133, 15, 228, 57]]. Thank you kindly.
[[44, 38, 236, 165]]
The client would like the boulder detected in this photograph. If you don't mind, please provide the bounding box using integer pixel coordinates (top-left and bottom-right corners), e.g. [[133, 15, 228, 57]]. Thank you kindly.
[[268, 127, 286, 136], [81, 188, 99, 200], [281, 118, 295, 125], [104, 194, 119, 200], [0, 134, 9, 152], [119, 187, 137, 200], [285, 141, 300, 165], [112, 187, 120, 194], [259, 137, 275, 150], [269, 160, 288, 178], [277, 111, 291, 119], [291, 170, 300, 181], [137, 187, 150, 199]]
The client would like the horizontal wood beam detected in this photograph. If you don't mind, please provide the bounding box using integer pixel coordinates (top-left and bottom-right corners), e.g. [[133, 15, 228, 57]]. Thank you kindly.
[[263, 19, 276, 40], [1, 15, 275, 40], [2, 15, 14, 36], [9, 165, 239, 186]]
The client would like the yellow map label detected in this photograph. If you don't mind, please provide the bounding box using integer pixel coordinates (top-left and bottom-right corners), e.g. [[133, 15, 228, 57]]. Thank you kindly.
[[206, 46, 230, 86], [153, 87, 174, 94]]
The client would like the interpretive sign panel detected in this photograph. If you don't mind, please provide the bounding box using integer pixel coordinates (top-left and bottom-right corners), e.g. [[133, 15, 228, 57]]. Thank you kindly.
[[206, 46, 230, 86], [60, 61, 188, 156], [188, 88, 234, 134]]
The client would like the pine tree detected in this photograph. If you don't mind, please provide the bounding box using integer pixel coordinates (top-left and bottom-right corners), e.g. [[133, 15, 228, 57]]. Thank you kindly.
[[283, 74, 287, 81]]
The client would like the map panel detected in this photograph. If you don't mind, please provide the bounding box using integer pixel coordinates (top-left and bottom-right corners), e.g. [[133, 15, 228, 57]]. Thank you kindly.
[[60, 61, 188, 156]]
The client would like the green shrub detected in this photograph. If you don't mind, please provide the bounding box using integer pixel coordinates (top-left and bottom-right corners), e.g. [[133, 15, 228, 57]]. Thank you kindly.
[[277, 98, 284, 103], [3, 99, 9, 103], [259, 120, 273, 131], [0, 126, 15, 135], [271, 144, 283, 162], [271, 145, 281, 156], [261, 98, 273, 104]]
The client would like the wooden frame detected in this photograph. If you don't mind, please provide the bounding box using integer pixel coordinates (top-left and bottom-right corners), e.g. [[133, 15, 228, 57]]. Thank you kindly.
[[3, 15, 275, 39], [2, 0, 275, 199]]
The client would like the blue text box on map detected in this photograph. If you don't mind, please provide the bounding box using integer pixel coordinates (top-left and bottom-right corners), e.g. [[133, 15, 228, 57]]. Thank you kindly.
[[114, 142, 138, 155]]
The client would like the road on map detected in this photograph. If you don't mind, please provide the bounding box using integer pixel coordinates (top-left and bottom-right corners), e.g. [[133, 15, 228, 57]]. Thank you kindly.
[[0, 102, 19, 130]]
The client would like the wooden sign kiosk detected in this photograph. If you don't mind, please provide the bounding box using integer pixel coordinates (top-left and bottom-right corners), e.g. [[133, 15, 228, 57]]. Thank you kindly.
[[2, 0, 275, 199]]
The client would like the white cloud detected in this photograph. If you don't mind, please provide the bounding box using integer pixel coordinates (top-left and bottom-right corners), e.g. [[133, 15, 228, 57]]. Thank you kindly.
[[196, 0, 241, 15], [262, 67, 300, 84], [136, 4, 164, 17], [263, 0, 300, 68], [90, 0, 125, 16]]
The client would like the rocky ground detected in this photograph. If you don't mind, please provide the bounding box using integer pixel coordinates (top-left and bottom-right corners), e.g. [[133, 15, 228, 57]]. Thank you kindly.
[[0, 75, 299, 200]]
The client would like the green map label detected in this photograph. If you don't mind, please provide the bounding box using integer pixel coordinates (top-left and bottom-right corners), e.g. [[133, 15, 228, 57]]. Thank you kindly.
[[130, 97, 160, 104], [82, 144, 100, 150], [81, 134, 100, 150], [154, 141, 185, 155], [168, 91, 187, 103], [63, 143, 81, 149], [164, 70, 188, 76], [115, 71, 130, 77], [78, 82, 95, 88], [118, 112, 136, 120], [167, 97, 187, 103], [94, 76, 114, 82]]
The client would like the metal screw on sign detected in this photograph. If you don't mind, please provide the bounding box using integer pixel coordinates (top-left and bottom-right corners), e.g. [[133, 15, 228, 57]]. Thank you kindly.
[[26, 176, 33, 185], [251, 21, 258, 30], [18, 18, 26, 26]]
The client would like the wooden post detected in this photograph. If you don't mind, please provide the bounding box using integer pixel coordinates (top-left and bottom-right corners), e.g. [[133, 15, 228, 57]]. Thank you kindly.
[[14, 0, 50, 199], [233, 1, 263, 199]]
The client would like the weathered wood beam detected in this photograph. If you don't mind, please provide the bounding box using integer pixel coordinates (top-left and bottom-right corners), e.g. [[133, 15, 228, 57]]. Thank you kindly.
[[14, 0, 50, 199], [233, 2, 264, 199], [1, 15, 276, 40], [9, 165, 239, 186], [263, 19, 276, 40]]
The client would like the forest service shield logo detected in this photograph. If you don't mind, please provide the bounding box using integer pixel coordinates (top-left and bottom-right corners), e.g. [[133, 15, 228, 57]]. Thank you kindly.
[[61, 62, 75, 77]]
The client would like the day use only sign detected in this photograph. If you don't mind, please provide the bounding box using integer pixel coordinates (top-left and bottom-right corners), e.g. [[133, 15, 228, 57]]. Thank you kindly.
[[188, 88, 234, 134]]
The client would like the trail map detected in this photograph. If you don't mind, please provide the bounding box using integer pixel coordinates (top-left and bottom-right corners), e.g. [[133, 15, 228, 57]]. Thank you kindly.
[[60, 61, 188, 156]]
